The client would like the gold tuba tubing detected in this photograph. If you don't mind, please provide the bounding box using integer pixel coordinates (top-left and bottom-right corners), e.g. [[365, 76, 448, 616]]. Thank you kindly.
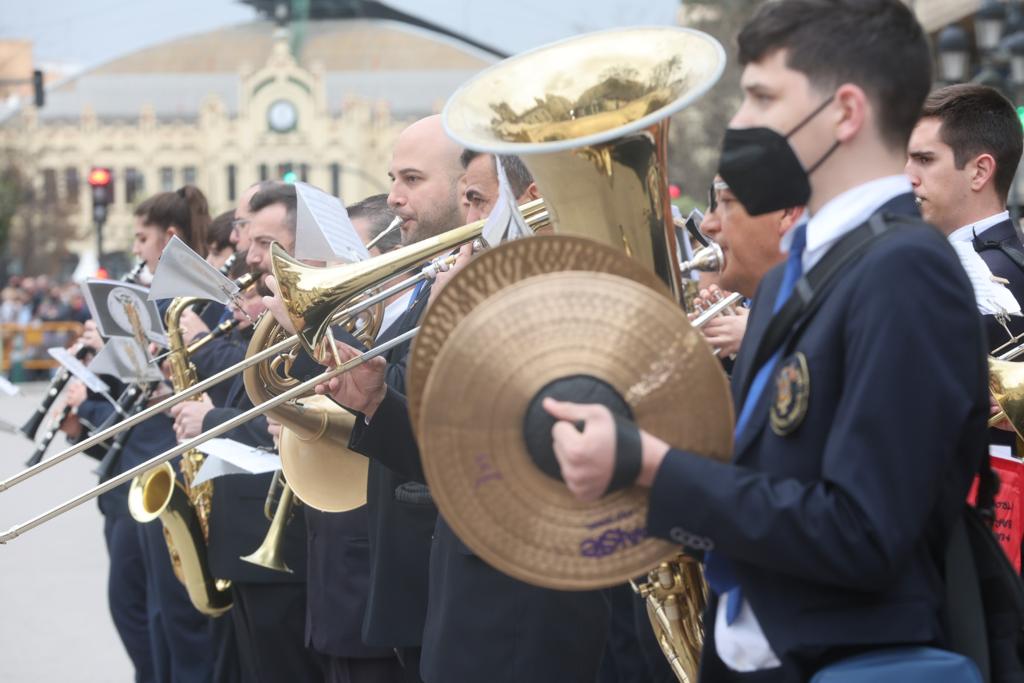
[[242, 315, 367, 513]]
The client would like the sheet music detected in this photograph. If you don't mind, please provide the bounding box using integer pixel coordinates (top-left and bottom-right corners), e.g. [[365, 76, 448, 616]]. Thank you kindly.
[[89, 337, 164, 383], [192, 438, 281, 485], [950, 241, 1022, 316], [295, 182, 371, 263], [82, 278, 168, 346], [47, 347, 109, 394], [0, 375, 19, 396], [481, 156, 532, 246], [148, 235, 239, 304]]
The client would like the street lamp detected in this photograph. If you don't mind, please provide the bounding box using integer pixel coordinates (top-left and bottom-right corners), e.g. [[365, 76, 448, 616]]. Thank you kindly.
[[937, 25, 971, 83], [976, 0, 1008, 53]]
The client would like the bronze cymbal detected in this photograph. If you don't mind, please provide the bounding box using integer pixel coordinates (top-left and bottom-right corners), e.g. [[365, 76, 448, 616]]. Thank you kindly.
[[418, 271, 733, 590], [407, 235, 672, 437]]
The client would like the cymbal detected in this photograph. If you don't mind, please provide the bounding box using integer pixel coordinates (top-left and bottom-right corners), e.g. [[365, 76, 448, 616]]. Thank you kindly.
[[418, 271, 733, 590], [407, 235, 672, 437], [279, 396, 368, 513]]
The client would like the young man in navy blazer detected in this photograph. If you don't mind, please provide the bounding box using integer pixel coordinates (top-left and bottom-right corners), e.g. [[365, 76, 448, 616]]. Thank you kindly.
[[546, 1, 990, 680], [906, 83, 1024, 351]]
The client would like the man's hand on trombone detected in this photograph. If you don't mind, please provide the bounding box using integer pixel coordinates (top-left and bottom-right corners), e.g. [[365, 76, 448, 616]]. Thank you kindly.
[[314, 340, 388, 421]]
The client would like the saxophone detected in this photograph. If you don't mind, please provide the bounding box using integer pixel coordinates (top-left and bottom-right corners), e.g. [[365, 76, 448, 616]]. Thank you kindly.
[[632, 556, 708, 683], [127, 295, 232, 616]]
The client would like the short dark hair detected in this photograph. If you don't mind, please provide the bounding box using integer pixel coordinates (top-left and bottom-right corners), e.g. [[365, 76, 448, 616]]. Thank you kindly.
[[249, 182, 296, 235], [134, 185, 211, 256], [737, 0, 931, 149], [922, 84, 1023, 204], [459, 150, 535, 198], [207, 210, 236, 252], [348, 194, 399, 253]]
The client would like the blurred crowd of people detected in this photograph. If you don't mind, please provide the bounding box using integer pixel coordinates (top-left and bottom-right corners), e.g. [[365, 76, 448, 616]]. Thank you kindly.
[[0, 275, 90, 326]]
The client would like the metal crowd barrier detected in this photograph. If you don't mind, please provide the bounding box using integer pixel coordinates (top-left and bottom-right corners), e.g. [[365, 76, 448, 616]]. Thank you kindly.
[[0, 322, 84, 380]]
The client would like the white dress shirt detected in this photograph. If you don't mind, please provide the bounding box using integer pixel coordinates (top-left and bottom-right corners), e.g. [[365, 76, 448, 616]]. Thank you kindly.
[[375, 291, 414, 342], [947, 210, 1010, 244], [717, 174, 913, 672]]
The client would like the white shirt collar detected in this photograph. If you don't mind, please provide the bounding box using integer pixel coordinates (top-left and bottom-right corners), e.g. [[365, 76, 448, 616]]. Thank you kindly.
[[947, 210, 1010, 244], [375, 290, 414, 342], [779, 175, 912, 272]]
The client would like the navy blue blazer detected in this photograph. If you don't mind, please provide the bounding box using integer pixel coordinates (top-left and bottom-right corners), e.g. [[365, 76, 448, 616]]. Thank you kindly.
[[646, 195, 989, 664], [971, 218, 1024, 449], [349, 298, 610, 682]]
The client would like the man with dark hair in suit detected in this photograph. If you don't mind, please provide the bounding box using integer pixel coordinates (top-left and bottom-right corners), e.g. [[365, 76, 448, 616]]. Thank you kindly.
[[906, 83, 1024, 350], [544, 1, 989, 681], [171, 182, 321, 683]]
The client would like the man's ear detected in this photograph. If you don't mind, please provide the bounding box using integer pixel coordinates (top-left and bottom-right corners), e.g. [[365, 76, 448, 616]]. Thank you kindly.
[[519, 182, 541, 202], [779, 206, 805, 235], [970, 153, 997, 194], [834, 83, 868, 144]]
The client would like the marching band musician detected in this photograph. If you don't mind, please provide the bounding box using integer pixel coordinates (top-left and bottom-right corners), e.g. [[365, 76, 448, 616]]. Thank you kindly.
[[692, 176, 804, 358], [62, 186, 221, 683], [282, 193, 407, 683], [906, 83, 1024, 351], [542, 1, 990, 681], [282, 115, 611, 683], [170, 182, 321, 683]]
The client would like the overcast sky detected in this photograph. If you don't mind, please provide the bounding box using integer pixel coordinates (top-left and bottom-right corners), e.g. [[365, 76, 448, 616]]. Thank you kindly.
[[0, 0, 678, 69]]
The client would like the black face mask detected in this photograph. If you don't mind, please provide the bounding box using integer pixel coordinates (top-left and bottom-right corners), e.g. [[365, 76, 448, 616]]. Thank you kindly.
[[718, 95, 838, 216]]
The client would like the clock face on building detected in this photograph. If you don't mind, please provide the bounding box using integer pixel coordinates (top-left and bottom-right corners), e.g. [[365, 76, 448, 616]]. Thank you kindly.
[[267, 99, 298, 133]]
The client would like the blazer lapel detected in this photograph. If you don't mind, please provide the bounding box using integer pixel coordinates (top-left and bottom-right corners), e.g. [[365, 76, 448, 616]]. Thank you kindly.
[[730, 192, 919, 460]]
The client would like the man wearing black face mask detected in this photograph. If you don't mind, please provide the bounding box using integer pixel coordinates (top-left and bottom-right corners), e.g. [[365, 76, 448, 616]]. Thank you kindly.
[[543, 1, 990, 681]]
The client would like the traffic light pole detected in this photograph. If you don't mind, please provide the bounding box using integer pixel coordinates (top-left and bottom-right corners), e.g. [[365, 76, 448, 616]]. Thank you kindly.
[[93, 203, 107, 272]]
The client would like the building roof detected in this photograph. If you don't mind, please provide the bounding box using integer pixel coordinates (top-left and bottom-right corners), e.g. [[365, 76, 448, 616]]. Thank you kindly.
[[28, 18, 495, 123]]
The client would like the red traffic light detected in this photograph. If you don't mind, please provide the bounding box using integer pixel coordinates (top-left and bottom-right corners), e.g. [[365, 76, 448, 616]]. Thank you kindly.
[[88, 167, 112, 187]]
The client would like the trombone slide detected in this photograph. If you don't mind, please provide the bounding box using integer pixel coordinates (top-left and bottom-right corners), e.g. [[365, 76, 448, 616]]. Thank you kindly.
[[0, 326, 419, 544]]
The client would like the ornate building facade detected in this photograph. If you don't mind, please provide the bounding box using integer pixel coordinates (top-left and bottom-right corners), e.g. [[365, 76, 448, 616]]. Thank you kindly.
[[0, 18, 494, 268]]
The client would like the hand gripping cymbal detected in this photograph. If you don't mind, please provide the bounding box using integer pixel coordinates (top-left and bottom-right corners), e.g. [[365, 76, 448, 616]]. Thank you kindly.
[[417, 270, 733, 591]]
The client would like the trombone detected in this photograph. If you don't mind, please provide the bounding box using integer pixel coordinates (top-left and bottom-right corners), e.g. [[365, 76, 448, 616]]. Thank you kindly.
[[0, 200, 550, 520], [0, 327, 418, 543]]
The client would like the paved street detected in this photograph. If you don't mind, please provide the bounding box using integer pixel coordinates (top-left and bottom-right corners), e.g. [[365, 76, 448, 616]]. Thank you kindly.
[[0, 383, 134, 682]]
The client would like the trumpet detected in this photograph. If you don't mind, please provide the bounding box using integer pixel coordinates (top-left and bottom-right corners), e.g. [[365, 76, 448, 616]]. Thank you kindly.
[[240, 470, 297, 574]]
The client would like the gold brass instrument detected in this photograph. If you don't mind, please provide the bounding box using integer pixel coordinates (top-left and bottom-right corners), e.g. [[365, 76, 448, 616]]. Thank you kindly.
[[273, 198, 550, 353], [437, 26, 728, 682], [128, 294, 232, 615], [240, 470, 297, 573], [0, 200, 553, 533], [0, 326, 418, 544], [0, 208, 547, 494], [243, 314, 367, 513], [632, 558, 707, 682]]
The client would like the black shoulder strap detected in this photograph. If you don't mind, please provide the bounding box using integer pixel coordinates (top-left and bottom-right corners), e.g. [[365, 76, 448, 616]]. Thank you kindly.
[[976, 235, 1024, 275], [743, 212, 918, 398]]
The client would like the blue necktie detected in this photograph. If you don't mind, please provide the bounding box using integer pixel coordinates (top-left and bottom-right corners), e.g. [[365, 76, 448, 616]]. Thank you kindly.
[[703, 222, 807, 625]]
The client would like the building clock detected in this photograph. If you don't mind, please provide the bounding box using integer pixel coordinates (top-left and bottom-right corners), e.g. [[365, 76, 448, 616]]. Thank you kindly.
[[267, 99, 298, 133]]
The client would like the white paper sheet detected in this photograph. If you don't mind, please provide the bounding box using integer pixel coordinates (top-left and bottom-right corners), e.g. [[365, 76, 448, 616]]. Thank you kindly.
[[89, 337, 164, 383], [148, 235, 239, 304], [294, 182, 371, 263], [47, 347, 109, 394], [192, 438, 280, 485], [950, 241, 1022, 316]]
